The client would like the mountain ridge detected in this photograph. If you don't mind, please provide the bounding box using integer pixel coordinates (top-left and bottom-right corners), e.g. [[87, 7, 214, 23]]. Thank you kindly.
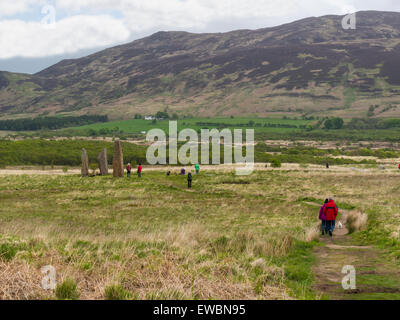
[[1, 10, 400, 119]]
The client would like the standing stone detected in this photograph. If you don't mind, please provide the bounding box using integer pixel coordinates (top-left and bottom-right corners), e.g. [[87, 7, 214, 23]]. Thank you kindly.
[[113, 140, 124, 177], [81, 148, 89, 177], [98, 148, 109, 175]]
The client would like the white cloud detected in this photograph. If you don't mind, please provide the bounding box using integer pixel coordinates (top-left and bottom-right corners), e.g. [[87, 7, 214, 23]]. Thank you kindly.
[[119, 0, 295, 32], [0, 0, 30, 16], [55, 0, 305, 31], [0, 0, 46, 17], [55, 0, 398, 33], [1, 0, 400, 60], [0, 14, 130, 59]]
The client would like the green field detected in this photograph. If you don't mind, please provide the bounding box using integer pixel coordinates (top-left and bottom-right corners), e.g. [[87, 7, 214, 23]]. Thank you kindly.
[[3, 116, 400, 142], [58, 117, 400, 142], [68, 117, 312, 134]]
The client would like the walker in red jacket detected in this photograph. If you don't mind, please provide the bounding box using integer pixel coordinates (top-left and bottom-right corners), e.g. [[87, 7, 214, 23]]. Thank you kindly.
[[323, 199, 338, 236], [137, 164, 143, 178]]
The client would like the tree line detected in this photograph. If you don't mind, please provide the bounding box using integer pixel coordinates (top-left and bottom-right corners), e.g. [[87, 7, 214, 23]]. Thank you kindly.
[[195, 121, 298, 129], [0, 115, 108, 131]]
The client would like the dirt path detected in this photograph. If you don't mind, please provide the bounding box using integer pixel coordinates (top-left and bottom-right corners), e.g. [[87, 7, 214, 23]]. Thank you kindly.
[[312, 211, 400, 300], [1, 164, 399, 176]]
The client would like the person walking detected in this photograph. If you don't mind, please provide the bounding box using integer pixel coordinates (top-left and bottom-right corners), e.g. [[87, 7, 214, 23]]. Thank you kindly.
[[137, 163, 143, 178], [195, 164, 200, 174], [398, 163, 400, 171], [187, 172, 192, 189], [126, 163, 132, 178], [323, 197, 339, 237], [319, 199, 329, 236]]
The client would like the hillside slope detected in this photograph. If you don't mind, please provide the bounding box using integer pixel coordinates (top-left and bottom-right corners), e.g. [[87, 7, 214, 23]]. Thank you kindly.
[[1, 11, 400, 119]]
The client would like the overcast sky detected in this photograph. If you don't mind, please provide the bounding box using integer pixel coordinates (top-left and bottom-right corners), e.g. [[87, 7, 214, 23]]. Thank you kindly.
[[1, 0, 400, 74]]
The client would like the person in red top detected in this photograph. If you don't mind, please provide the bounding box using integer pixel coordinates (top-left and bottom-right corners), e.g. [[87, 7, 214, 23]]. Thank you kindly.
[[137, 163, 143, 178], [126, 163, 132, 178], [398, 164, 400, 171], [319, 199, 329, 236], [323, 198, 339, 237]]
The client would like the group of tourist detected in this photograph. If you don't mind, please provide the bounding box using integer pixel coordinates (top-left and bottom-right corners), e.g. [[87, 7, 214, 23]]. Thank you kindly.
[[125, 162, 342, 225], [318, 198, 339, 237], [125, 163, 200, 189], [126, 162, 142, 178]]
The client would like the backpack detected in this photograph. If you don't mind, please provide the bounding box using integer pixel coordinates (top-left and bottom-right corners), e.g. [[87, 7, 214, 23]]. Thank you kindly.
[[324, 203, 338, 221]]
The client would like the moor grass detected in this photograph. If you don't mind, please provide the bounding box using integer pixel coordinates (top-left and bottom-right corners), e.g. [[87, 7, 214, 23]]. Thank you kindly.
[[0, 168, 399, 300]]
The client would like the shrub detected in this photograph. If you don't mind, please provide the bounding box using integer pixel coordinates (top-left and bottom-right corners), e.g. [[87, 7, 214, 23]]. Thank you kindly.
[[271, 159, 282, 168], [56, 279, 80, 300], [324, 117, 344, 130]]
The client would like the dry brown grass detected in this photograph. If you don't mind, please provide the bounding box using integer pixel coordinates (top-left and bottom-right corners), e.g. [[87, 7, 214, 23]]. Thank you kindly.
[[305, 224, 321, 242], [346, 211, 368, 234], [0, 227, 294, 300], [0, 260, 51, 300]]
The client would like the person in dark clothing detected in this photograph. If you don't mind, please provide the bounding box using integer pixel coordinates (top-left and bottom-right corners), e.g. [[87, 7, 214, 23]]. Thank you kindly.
[[180, 168, 186, 175], [319, 199, 329, 236], [187, 172, 192, 189], [167, 171, 171, 176], [326, 163, 330, 169], [126, 163, 132, 178]]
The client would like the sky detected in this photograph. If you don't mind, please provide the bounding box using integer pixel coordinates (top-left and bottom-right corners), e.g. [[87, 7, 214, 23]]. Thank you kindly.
[[1, 0, 400, 74]]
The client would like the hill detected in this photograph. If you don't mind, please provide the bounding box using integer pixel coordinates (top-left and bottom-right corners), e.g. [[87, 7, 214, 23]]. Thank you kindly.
[[1, 11, 400, 119]]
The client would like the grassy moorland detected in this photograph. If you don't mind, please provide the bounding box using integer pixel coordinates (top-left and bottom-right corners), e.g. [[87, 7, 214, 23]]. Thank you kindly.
[[1, 167, 400, 300]]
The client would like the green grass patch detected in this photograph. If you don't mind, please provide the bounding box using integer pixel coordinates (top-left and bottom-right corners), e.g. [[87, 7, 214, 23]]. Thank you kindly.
[[56, 279, 80, 300], [104, 284, 133, 300]]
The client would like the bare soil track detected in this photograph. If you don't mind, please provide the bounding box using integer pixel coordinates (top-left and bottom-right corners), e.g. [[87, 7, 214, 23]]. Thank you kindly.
[[313, 211, 400, 300]]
